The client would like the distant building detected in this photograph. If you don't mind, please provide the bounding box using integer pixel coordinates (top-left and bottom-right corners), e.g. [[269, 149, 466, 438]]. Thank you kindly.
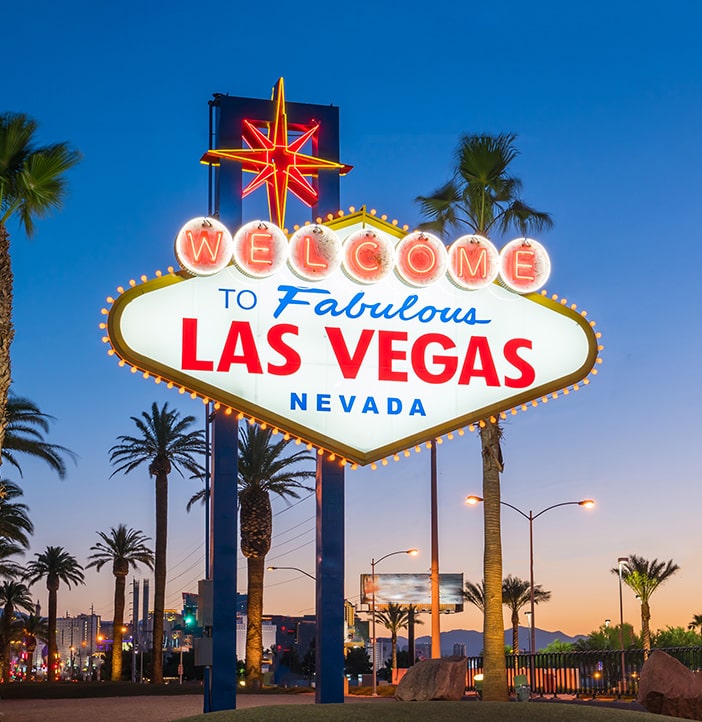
[[55, 613, 100, 678], [453, 642, 466, 657]]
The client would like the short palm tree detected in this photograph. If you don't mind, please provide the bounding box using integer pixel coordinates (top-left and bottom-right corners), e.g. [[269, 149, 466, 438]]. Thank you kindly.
[[463, 579, 486, 612], [24, 546, 84, 682], [2, 393, 75, 478], [374, 603, 422, 673], [501, 575, 551, 653], [238, 423, 314, 688], [0, 479, 33, 549], [417, 133, 552, 701], [0, 579, 33, 682], [612, 555, 679, 653], [19, 611, 46, 680], [0, 113, 79, 459], [109, 402, 205, 684], [87, 524, 154, 681], [688, 613, 702, 640]]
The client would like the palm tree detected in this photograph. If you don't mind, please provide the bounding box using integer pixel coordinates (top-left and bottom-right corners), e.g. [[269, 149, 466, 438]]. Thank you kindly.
[[109, 402, 205, 684], [24, 546, 84, 681], [19, 611, 47, 680], [688, 613, 702, 640], [0, 579, 33, 681], [612, 554, 680, 653], [501, 575, 551, 653], [417, 133, 552, 701], [0, 479, 33, 549], [0, 539, 24, 580], [2, 393, 75, 478], [238, 423, 314, 688], [463, 579, 486, 612], [373, 603, 422, 674], [86, 524, 154, 681], [0, 114, 79, 459]]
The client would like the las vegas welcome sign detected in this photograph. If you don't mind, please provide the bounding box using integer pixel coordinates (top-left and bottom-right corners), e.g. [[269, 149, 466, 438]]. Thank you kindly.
[[103, 208, 600, 466]]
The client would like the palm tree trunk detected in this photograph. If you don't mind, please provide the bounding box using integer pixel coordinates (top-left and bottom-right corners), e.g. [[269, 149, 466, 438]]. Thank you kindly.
[[245, 555, 265, 689], [152, 471, 168, 684], [112, 572, 126, 681], [0, 224, 14, 460], [511, 608, 519, 655], [48, 585, 58, 682], [2, 602, 11, 683], [391, 631, 398, 672], [480, 422, 508, 701], [641, 600, 651, 655]]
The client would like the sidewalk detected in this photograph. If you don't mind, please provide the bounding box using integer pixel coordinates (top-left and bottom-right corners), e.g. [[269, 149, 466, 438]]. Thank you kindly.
[[0, 692, 395, 722]]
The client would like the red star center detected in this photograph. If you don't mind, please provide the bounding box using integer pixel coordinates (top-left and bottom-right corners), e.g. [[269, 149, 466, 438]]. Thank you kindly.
[[201, 78, 352, 228]]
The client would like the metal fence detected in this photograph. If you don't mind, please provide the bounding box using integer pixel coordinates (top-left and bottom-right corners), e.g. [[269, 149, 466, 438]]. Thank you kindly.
[[465, 647, 702, 697]]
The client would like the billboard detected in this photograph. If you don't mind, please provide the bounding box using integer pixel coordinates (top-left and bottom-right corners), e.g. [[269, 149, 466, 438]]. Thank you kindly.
[[360, 573, 464, 612]]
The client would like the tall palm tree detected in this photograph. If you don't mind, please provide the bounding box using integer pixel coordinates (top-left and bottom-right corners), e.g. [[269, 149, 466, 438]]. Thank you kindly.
[[86, 524, 154, 681], [501, 575, 551, 653], [612, 554, 679, 653], [0, 479, 33, 549], [0, 579, 33, 682], [238, 423, 314, 688], [109, 402, 205, 684], [24, 546, 84, 681], [417, 133, 552, 701], [3, 393, 75, 478], [19, 611, 47, 680], [0, 114, 79, 459], [373, 603, 422, 673]]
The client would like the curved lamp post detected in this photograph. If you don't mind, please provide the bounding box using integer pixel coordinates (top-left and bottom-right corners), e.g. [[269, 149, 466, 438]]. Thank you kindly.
[[267, 565, 316, 581], [617, 556, 628, 695], [370, 548, 419, 696], [465, 496, 594, 658]]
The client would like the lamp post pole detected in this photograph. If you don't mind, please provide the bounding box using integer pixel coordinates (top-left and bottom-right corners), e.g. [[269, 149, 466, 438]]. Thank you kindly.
[[369, 549, 418, 697], [618, 556, 628, 696], [267, 566, 316, 581], [466, 496, 594, 689]]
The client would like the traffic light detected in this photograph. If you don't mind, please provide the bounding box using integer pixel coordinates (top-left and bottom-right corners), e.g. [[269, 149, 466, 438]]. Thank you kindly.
[[183, 603, 197, 627]]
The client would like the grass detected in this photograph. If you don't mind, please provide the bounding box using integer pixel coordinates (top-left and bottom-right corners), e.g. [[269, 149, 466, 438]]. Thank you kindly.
[[175, 701, 681, 722]]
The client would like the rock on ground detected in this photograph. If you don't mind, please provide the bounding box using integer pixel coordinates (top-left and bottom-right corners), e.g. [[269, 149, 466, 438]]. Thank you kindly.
[[638, 649, 702, 720], [394, 656, 467, 702]]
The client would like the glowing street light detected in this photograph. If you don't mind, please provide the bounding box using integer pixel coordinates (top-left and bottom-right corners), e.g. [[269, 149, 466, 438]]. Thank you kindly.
[[370, 548, 419, 697], [267, 565, 316, 581], [465, 496, 594, 658]]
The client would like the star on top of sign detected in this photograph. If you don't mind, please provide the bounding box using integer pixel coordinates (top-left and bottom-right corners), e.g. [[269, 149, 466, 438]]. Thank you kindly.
[[201, 78, 352, 228]]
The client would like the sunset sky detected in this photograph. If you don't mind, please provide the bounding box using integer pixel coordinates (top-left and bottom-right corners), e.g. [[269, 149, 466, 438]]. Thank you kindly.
[[3, 0, 702, 642]]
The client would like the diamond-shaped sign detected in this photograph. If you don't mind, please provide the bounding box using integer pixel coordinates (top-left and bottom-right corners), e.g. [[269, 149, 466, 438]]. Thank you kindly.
[[105, 212, 599, 465]]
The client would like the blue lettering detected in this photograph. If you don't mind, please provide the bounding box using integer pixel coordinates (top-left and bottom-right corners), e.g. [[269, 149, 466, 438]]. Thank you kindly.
[[274, 285, 329, 319], [317, 394, 331, 412], [362, 397, 379, 414], [340, 395, 356, 412], [290, 392, 307, 410], [387, 398, 402, 415], [409, 399, 426, 416]]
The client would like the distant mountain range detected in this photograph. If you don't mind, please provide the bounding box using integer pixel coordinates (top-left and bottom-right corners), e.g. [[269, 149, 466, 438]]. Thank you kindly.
[[392, 627, 584, 657]]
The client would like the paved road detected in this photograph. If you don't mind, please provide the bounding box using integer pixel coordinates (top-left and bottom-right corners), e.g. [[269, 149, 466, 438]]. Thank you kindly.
[[0, 693, 394, 722]]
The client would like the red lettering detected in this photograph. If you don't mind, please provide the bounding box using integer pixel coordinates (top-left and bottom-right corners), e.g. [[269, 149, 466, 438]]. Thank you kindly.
[[411, 334, 457, 384], [181, 318, 213, 371], [326, 327, 374, 379], [216, 321, 263, 373], [503, 338, 535, 388], [267, 324, 301, 376], [458, 336, 499, 386], [395, 231, 447, 287], [378, 330, 407, 381]]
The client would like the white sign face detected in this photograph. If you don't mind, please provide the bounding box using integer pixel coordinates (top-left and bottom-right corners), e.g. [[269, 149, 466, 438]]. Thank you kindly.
[[107, 212, 598, 465]]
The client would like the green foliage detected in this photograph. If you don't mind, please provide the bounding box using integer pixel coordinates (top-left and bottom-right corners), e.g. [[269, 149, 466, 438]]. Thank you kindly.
[[651, 626, 701, 648], [344, 646, 371, 676], [575, 623, 640, 651], [540, 639, 575, 654]]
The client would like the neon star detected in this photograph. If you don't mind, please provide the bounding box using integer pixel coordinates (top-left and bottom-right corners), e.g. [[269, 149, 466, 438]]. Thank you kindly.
[[201, 78, 352, 228]]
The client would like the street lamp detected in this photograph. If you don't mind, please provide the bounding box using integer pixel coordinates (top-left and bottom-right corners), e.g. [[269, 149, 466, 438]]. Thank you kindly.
[[524, 612, 532, 653], [466, 496, 594, 658], [617, 556, 628, 695], [370, 548, 419, 697], [267, 566, 316, 581]]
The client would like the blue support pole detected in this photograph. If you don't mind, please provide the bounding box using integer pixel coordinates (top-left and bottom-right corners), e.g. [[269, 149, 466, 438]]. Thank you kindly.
[[211, 412, 238, 711], [315, 456, 345, 703]]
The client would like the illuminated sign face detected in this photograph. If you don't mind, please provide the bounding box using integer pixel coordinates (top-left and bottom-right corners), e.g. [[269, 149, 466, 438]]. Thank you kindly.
[[106, 210, 599, 465]]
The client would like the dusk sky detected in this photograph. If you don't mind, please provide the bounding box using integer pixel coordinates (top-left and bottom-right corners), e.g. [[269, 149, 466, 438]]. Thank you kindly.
[[3, 0, 702, 643]]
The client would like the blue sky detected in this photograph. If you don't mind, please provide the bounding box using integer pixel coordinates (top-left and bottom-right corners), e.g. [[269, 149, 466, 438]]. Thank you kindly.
[[3, 0, 702, 638]]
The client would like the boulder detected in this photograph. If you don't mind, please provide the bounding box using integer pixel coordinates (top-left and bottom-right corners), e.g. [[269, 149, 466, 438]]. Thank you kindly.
[[638, 650, 702, 719], [394, 656, 466, 701]]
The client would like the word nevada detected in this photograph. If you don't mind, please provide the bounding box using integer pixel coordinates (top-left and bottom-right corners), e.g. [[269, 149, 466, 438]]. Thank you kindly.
[[175, 217, 551, 294]]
